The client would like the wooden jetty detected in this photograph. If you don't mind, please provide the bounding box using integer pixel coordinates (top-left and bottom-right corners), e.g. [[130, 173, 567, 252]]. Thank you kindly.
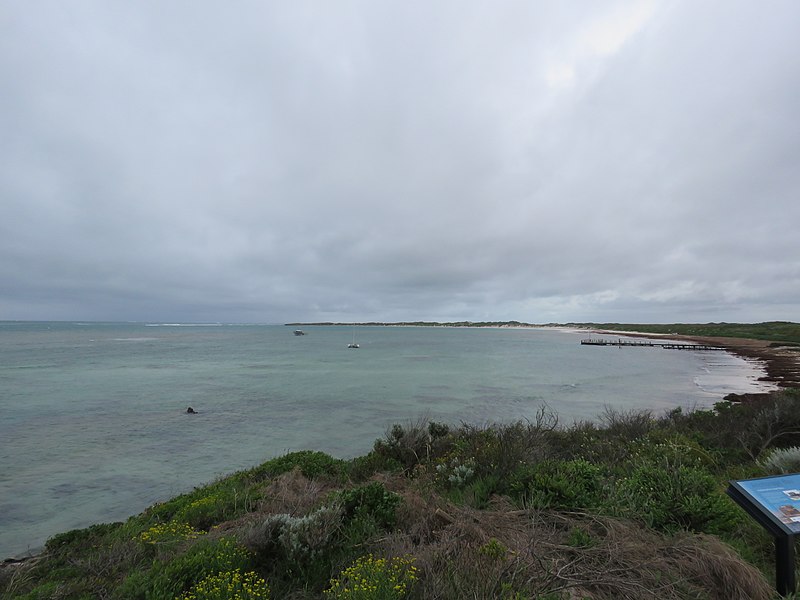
[[581, 338, 725, 351]]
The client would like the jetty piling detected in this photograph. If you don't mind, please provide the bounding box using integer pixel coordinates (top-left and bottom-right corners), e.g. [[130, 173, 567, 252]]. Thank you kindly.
[[580, 339, 725, 351]]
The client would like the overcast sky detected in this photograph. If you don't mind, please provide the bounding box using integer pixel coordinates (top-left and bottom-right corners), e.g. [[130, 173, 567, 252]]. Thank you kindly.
[[1, 1, 798, 324]]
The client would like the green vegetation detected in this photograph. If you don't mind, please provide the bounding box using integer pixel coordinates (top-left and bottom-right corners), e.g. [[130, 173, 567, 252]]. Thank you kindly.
[[324, 555, 418, 599], [286, 320, 535, 328], [5, 391, 800, 599], [177, 570, 270, 600], [574, 321, 800, 345]]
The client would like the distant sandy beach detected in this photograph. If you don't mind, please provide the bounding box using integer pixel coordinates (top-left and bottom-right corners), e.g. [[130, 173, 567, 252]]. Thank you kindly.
[[586, 328, 800, 395]]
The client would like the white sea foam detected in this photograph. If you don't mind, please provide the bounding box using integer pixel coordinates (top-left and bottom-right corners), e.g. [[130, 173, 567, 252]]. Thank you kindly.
[[145, 323, 223, 327], [693, 352, 779, 396]]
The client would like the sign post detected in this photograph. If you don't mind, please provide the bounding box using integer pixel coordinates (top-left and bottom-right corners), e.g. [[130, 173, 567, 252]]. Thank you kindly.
[[727, 474, 800, 596]]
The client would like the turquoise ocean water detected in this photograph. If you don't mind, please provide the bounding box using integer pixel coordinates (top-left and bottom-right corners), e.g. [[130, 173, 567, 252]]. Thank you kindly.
[[0, 322, 773, 558]]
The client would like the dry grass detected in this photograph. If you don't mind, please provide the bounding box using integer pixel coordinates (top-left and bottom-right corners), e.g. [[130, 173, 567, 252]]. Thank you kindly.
[[64, 539, 146, 599], [0, 559, 40, 599], [256, 467, 338, 516], [353, 477, 774, 600], [228, 470, 774, 599], [662, 534, 773, 600], [3, 469, 775, 600], [212, 467, 343, 555]]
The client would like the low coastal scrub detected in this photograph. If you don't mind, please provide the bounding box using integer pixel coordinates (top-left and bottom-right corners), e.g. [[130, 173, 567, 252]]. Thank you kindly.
[[573, 321, 800, 344], [4, 389, 800, 599], [324, 555, 418, 599], [178, 569, 271, 600], [759, 446, 800, 474]]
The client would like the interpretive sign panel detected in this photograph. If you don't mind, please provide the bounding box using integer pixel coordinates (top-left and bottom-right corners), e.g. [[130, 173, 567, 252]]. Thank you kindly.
[[729, 473, 800, 536], [728, 474, 800, 595]]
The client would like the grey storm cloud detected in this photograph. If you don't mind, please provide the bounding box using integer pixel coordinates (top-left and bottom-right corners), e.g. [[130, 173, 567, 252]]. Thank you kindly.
[[1, 1, 799, 323]]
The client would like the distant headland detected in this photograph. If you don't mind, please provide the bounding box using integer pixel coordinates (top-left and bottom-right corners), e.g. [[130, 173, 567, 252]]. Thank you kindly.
[[285, 320, 544, 327]]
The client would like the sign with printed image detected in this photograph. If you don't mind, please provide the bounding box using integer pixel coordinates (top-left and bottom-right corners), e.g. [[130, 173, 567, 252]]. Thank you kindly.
[[728, 473, 800, 595], [730, 473, 800, 535]]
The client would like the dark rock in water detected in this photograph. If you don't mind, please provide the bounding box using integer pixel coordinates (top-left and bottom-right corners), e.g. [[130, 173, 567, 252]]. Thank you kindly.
[[3, 555, 38, 566], [186, 406, 196, 414], [723, 392, 774, 404]]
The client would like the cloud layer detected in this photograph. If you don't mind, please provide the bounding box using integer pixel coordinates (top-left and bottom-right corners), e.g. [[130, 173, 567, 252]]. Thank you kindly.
[[2, 1, 799, 323]]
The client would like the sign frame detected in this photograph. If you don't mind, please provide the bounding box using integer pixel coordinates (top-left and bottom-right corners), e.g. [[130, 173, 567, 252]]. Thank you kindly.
[[727, 473, 800, 596]]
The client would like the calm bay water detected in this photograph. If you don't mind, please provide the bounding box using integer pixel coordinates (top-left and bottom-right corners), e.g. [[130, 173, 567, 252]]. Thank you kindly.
[[0, 322, 773, 558]]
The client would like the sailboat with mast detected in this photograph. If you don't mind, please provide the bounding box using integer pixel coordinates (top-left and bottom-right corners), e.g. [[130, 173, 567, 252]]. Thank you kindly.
[[347, 326, 359, 348]]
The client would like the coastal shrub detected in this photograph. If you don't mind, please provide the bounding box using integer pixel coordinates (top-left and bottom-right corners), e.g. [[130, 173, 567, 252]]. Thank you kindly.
[[338, 481, 401, 529], [671, 391, 800, 461], [45, 521, 123, 555], [137, 521, 206, 546], [443, 473, 501, 509], [657, 403, 759, 464], [13, 582, 65, 600], [347, 451, 403, 482], [498, 587, 535, 600], [551, 420, 634, 465], [478, 538, 510, 561], [507, 459, 605, 510], [324, 554, 419, 600], [758, 446, 800, 474], [16, 522, 141, 598], [546, 420, 595, 460], [448, 426, 497, 470], [177, 569, 271, 600], [131, 453, 332, 533], [742, 390, 800, 458], [253, 450, 347, 480], [114, 569, 152, 600], [599, 406, 655, 439], [428, 420, 451, 439], [434, 457, 476, 487], [373, 421, 437, 472], [172, 493, 232, 530], [242, 505, 352, 594], [248, 505, 343, 563], [454, 415, 558, 481], [615, 461, 740, 534], [138, 477, 260, 533], [49, 537, 148, 599], [633, 432, 718, 471], [116, 537, 252, 600], [566, 526, 596, 548], [591, 321, 800, 343]]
